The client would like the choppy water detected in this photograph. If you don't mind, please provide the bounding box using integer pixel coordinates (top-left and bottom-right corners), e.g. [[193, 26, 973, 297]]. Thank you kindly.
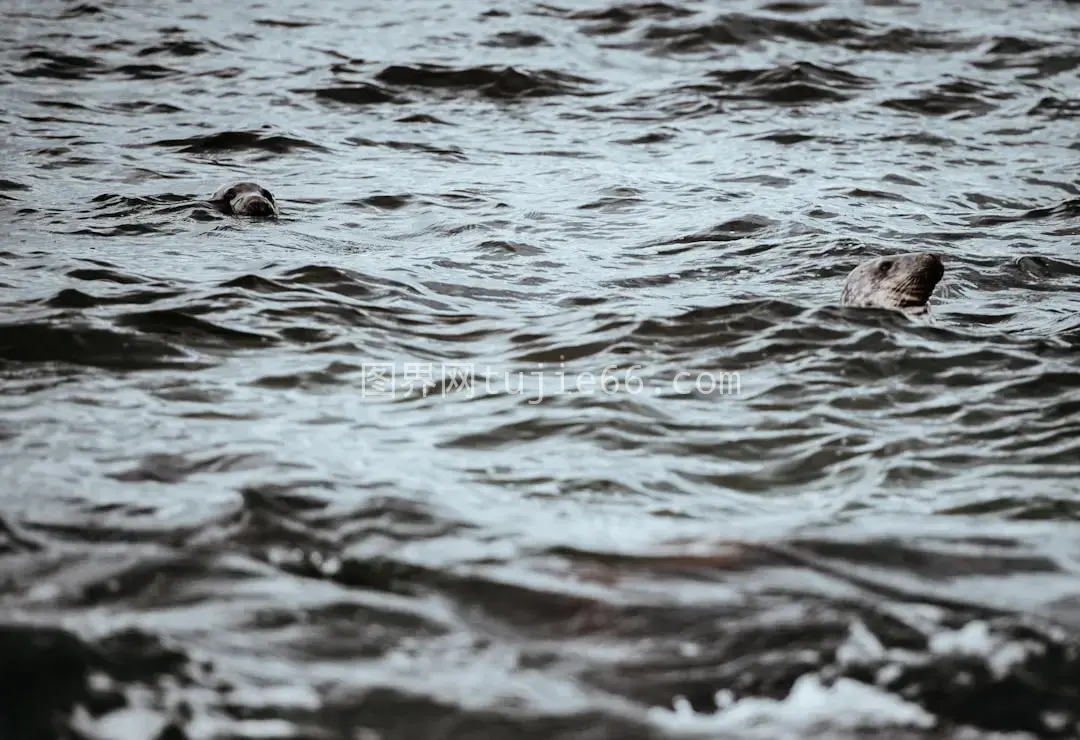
[[3, 0, 1080, 737]]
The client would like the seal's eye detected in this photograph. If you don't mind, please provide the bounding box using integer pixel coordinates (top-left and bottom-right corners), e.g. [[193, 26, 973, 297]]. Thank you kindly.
[[260, 188, 274, 202], [878, 259, 894, 274], [223, 188, 236, 201]]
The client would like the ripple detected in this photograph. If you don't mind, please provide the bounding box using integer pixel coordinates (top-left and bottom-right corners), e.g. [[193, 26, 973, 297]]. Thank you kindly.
[[0, 321, 196, 369], [374, 64, 601, 99], [150, 131, 328, 154], [301, 83, 401, 106]]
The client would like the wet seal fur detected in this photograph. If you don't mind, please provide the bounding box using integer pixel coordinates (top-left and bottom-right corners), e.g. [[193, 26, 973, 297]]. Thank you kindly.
[[840, 252, 944, 316], [212, 182, 278, 218]]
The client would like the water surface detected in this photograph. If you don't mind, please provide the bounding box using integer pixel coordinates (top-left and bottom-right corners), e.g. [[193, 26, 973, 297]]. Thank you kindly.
[[3, 0, 1080, 737]]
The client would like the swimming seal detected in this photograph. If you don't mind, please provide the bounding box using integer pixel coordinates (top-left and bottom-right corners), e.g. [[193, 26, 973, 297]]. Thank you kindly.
[[212, 182, 278, 218], [840, 252, 944, 316]]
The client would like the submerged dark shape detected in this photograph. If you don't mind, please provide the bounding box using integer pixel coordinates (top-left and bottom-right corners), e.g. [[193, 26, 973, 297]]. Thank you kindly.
[[840, 251, 944, 315], [211, 181, 278, 218]]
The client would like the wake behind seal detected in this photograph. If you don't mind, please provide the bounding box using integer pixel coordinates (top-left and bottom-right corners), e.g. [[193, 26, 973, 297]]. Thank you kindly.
[[840, 252, 944, 316], [212, 182, 278, 218]]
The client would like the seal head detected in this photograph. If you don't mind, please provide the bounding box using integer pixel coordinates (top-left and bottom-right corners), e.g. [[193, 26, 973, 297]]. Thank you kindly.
[[212, 182, 278, 218], [840, 252, 944, 315]]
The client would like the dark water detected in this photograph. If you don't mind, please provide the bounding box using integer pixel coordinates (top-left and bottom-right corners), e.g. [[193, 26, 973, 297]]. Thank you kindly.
[[3, 0, 1080, 737]]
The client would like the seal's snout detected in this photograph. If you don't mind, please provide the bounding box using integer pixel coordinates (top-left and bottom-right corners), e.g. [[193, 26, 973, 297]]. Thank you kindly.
[[232, 193, 277, 218], [212, 181, 279, 219], [919, 252, 945, 285]]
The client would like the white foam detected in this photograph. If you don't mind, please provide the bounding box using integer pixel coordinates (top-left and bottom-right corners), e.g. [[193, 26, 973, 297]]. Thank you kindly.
[[929, 621, 1039, 680], [647, 673, 935, 738]]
